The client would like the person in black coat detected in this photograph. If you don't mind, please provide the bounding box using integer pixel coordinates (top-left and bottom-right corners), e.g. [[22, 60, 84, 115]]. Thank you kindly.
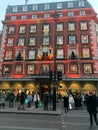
[[18, 91, 25, 110], [86, 92, 98, 129], [63, 94, 69, 113]]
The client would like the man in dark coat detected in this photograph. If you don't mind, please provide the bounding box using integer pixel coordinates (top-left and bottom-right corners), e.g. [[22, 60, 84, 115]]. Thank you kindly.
[[63, 94, 69, 113], [86, 92, 98, 129]]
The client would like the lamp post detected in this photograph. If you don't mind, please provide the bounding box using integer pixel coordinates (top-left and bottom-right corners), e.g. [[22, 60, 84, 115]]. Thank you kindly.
[[52, 12, 59, 111]]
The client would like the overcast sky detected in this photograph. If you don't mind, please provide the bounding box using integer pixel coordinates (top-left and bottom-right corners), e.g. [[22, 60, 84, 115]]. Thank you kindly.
[[0, 0, 98, 30]]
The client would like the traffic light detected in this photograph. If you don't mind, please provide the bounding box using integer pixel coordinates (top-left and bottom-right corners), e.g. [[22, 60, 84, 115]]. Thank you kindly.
[[57, 71, 62, 81], [49, 70, 53, 80]]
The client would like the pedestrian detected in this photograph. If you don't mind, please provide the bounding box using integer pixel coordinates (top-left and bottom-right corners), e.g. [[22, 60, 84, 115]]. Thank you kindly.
[[86, 92, 98, 129], [8, 91, 15, 108], [63, 94, 69, 113], [34, 92, 40, 108], [0, 91, 7, 109], [43, 92, 49, 110], [18, 90, 25, 110], [26, 92, 32, 108], [69, 94, 75, 110]]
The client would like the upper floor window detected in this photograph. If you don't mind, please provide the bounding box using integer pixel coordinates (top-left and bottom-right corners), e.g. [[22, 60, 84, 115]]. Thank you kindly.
[[44, 3, 50, 10], [28, 50, 35, 60], [8, 26, 15, 34], [68, 12, 74, 17], [80, 21, 88, 30], [7, 38, 14, 46], [42, 36, 49, 45], [11, 16, 17, 20], [29, 37, 36, 46], [4, 50, 13, 61], [82, 48, 90, 59], [79, 10, 86, 16], [27, 64, 35, 75], [79, 1, 85, 7], [22, 5, 28, 11], [68, 35, 76, 44], [12, 6, 18, 12], [14, 64, 23, 74], [70, 64, 78, 74], [21, 15, 27, 20], [57, 2, 62, 9], [44, 13, 50, 18], [30, 25, 37, 33], [83, 63, 92, 74], [43, 24, 49, 35], [32, 5, 38, 11], [68, 2, 73, 8], [15, 49, 25, 61], [56, 36, 63, 45], [81, 35, 89, 44], [56, 23, 63, 31], [32, 14, 37, 19], [2, 65, 11, 75], [68, 22, 75, 31], [56, 49, 64, 59], [19, 25, 26, 34], [57, 64, 64, 74], [68, 48, 77, 59], [58, 12, 62, 17], [18, 37, 25, 46]]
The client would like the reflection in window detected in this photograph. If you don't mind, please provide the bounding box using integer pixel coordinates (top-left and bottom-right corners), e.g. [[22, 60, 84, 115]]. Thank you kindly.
[[56, 23, 63, 31], [69, 48, 77, 59], [27, 64, 35, 74], [70, 64, 78, 74], [68, 22, 75, 31], [40, 64, 49, 75], [3, 65, 11, 75], [82, 48, 90, 58], [43, 24, 49, 35], [57, 36, 63, 45], [18, 37, 25, 46], [79, 11, 85, 16], [57, 64, 64, 74], [21, 15, 27, 20], [57, 49, 64, 59], [19, 25, 26, 34], [30, 25, 36, 33], [29, 37, 36, 46], [5, 50, 13, 60], [15, 64, 22, 74], [44, 13, 50, 18], [80, 22, 88, 30], [68, 12, 74, 17], [8, 26, 15, 34], [15, 50, 25, 61], [81, 35, 89, 44], [43, 36, 49, 45], [7, 38, 14, 46], [83, 64, 92, 74], [11, 16, 17, 20], [32, 14, 37, 19], [68, 35, 76, 44], [28, 50, 35, 60]]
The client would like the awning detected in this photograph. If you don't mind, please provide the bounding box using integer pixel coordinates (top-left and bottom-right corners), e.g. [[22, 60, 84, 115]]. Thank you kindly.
[[24, 83, 35, 90], [0, 82, 10, 89], [11, 83, 23, 90]]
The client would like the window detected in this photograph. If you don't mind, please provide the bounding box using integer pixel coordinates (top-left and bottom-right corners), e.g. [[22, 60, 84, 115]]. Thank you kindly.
[[79, 11, 86, 16], [22, 5, 28, 11], [11, 16, 17, 20], [28, 50, 35, 60], [15, 49, 25, 61], [57, 36, 63, 45], [58, 12, 62, 17], [19, 25, 26, 34], [83, 64, 92, 74], [44, 13, 50, 18], [40, 64, 49, 75], [32, 5, 38, 10], [21, 15, 27, 20], [68, 22, 75, 31], [80, 21, 88, 30], [82, 48, 90, 58], [56, 49, 64, 59], [43, 24, 49, 35], [68, 48, 77, 59], [43, 36, 49, 45], [68, 2, 73, 8], [56, 23, 63, 31], [15, 64, 23, 74], [79, 1, 85, 7], [30, 25, 36, 33], [68, 12, 74, 17], [81, 35, 89, 44], [70, 64, 78, 74], [68, 35, 76, 44], [5, 50, 13, 60], [57, 2, 62, 9], [44, 3, 50, 10], [12, 6, 18, 12], [7, 38, 14, 46], [27, 64, 35, 74], [3, 65, 11, 75], [8, 26, 15, 34], [29, 37, 36, 46], [18, 37, 25, 46], [57, 64, 64, 74], [32, 14, 37, 19]]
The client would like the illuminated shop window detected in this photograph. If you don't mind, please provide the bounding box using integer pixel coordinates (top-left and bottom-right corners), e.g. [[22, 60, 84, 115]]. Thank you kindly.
[[5, 50, 13, 60], [7, 38, 14, 46], [68, 12, 74, 17], [29, 37, 36, 46], [12, 6, 18, 12], [68, 2, 73, 8], [68, 48, 77, 59], [81, 35, 89, 44], [57, 64, 64, 74], [32, 14, 37, 19], [21, 15, 27, 20], [56, 23, 63, 31], [43, 24, 49, 35], [27, 64, 35, 75], [11, 16, 17, 20], [8, 26, 15, 34], [28, 50, 35, 60], [44, 13, 50, 18], [68, 22, 75, 31], [3, 65, 11, 75], [15, 64, 23, 75], [82, 48, 90, 58], [44, 3, 50, 10], [15, 50, 25, 61], [80, 21, 88, 30], [32, 5, 38, 11], [68, 35, 76, 44], [18, 37, 25, 46], [83, 64, 92, 74], [30, 25, 37, 33], [56, 49, 64, 59], [40, 64, 49, 75], [79, 11, 86, 16], [56, 36, 63, 45], [70, 64, 78, 74], [19, 25, 26, 34], [57, 2, 62, 9], [79, 1, 85, 7], [22, 5, 28, 11], [43, 36, 49, 45]]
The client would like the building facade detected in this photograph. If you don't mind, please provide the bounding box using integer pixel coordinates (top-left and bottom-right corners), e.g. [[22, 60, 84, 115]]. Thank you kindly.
[[0, 0, 98, 96]]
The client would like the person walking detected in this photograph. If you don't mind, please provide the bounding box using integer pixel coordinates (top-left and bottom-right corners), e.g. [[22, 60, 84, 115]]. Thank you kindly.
[[0, 92, 6, 109], [69, 94, 75, 110], [8, 91, 15, 108], [86, 92, 98, 129], [43, 92, 49, 110], [18, 90, 25, 110], [26, 92, 32, 108], [63, 94, 69, 113], [34, 92, 40, 108]]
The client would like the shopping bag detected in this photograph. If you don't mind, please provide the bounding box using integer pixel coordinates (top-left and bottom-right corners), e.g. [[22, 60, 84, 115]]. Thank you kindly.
[[69, 104, 72, 109], [25, 99, 29, 104]]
